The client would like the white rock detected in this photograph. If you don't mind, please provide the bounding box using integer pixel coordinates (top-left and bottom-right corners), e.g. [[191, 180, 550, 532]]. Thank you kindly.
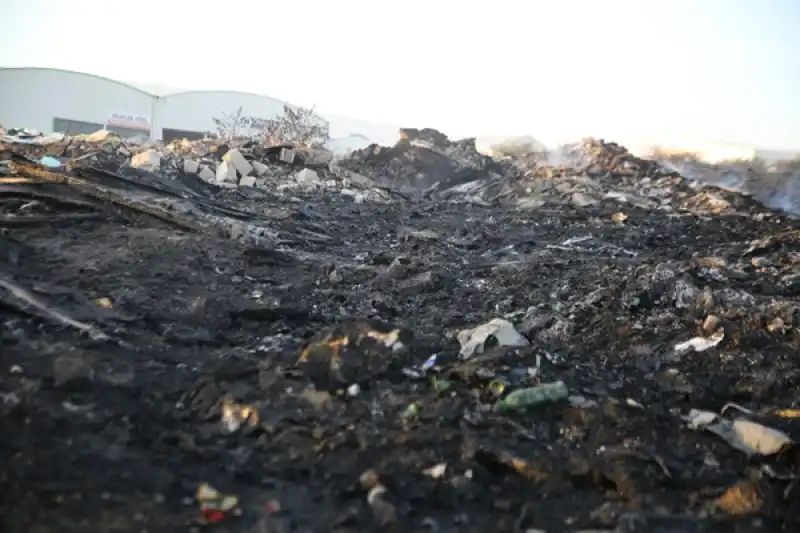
[[130, 149, 161, 171], [295, 168, 320, 185], [216, 161, 237, 183], [239, 175, 257, 188], [183, 159, 200, 174], [222, 148, 253, 177], [251, 160, 269, 176], [279, 148, 296, 164], [198, 166, 216, 182]]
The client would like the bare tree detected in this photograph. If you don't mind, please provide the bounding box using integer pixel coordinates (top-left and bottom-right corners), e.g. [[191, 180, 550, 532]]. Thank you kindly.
[[259, 105, 329, 148], [212, 107, 245, 141], [211, 105, 330, 148]]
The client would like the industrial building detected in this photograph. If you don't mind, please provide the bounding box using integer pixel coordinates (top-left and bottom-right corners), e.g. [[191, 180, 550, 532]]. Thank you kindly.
[[0, 67, 315, 142]]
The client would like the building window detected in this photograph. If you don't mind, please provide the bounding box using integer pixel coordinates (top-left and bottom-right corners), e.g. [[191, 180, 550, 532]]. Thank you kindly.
[[53, 118, 149, 139], [162, 128, 206, 143], [107, 125, 151, 139], [53, 118, 104, 136]]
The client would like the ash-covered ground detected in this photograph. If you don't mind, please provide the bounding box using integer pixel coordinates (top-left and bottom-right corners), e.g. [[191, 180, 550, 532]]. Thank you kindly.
[[1, 129, 800, 533]]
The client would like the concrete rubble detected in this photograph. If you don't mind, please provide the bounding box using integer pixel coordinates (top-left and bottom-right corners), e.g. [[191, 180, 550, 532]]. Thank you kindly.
[[3, 116, 797, 219]]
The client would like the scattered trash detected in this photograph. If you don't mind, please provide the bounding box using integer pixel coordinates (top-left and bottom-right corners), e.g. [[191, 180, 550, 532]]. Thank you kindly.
[[674, 329, 724, 354], [773, 409, 800, 419], [359, 469, 398, 527], [401, 401, 422, 422], [685, 408, 793, 456], [495, 381, 569, 413], [4, 123, 800, 531], [39, 156, 61, 168], [422, 463, 447, 479], [457, 318, 529, 359], [196, 483, 239, 525], [220, 395, 259, 433], [421, 354, 438, 372], [710, 480, 764, 516]]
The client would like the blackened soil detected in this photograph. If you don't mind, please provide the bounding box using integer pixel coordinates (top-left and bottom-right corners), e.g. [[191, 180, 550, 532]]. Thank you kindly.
[[2, 191, 800, 533]]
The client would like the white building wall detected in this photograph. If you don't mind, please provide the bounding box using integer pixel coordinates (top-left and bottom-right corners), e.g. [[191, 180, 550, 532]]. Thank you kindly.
[[152, 91, 291, 140], [319, 112, 400, 146], [0, 68, 154, 134]]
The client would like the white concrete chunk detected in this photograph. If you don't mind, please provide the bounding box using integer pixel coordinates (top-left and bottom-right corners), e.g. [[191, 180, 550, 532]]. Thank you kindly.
[[198, 166, 216, 182], [295, 168, 320, 185], [183, 159, 200, 174], [239, 175, 257, 188], [299, 147, 334, 166], [222, 148, 253, 177], [216, 161, 237, 183], [279, 148, 296, 164], [130, 149, 161, 171], [251, 160, 269, 176]]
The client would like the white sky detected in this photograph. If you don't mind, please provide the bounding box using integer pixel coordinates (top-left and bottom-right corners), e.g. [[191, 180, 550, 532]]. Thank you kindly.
[[2, 0, 799, 150]]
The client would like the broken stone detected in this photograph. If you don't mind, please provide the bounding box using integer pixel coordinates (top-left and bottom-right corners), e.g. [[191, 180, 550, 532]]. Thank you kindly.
[[183, 159, 200, 174], [279, 148, 296, 164], [198, 165, 216, 182], [130, 149, 161, 171], [295, 168, 320, 186], [239, 175, 256, 188], [387, 257, 409, 279], [251, 160, 269, 176], [397, 270, 441, 294], [216, 161, 237, 183], [222, 148, 253, 177]]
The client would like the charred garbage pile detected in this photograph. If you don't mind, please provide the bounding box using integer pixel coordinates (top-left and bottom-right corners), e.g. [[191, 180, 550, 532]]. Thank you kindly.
[[2, 118, 800, 533], [338, 127, 509, 197], [341, 132, 785, 217], [654, 151, 800, 216]]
